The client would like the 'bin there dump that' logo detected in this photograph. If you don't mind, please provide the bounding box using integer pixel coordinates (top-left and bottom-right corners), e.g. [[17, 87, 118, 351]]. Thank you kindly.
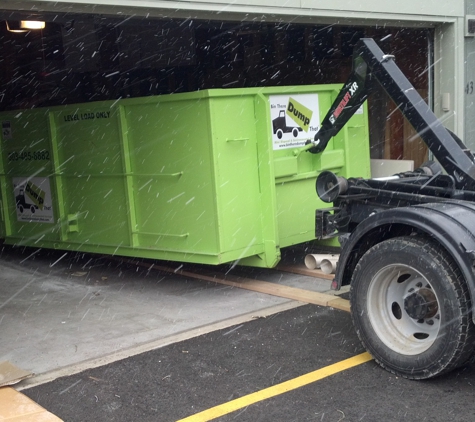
[[286, 97, 313, 132], [25, 181, 46, 210]]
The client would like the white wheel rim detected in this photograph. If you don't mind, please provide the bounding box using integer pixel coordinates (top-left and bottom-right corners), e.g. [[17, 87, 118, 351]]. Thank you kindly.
[[367, 264, 441, 355]]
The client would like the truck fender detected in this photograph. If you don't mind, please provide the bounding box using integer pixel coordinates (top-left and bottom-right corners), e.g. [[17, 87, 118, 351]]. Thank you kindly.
[[335, 201, 475, 319]]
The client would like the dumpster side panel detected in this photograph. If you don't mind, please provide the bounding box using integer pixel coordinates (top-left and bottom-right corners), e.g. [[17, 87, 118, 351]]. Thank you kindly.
[[0, 110, 59, 242], [209, 95, 264, 261], [271, 86, 370, 248], [51, 106, 131, 246], [124, 98, 221, 257]]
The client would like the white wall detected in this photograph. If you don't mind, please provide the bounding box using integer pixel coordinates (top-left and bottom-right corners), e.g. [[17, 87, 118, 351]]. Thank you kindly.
[[465, 1, 475, 149], [434, 20, 465, 136]]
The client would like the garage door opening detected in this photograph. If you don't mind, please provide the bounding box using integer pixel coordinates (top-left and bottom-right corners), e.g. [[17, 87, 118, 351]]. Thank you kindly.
[[0, 15, 432, 166]]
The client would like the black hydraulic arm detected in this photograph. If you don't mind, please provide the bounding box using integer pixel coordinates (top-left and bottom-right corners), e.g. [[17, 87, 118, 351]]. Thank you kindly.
[[308, 38, 475, 191]]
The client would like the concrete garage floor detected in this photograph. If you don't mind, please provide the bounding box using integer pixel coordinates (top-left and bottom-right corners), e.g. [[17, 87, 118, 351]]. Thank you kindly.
[[0, 244, 334, 389]]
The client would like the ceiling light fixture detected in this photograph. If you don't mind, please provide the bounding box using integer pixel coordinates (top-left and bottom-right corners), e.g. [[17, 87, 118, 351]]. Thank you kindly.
[[6, 20, 45, 32], [21, 21, 45, 29]]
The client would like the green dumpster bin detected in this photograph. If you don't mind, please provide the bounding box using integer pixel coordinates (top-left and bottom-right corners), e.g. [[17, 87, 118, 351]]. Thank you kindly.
[[0, 85, 370, 267]]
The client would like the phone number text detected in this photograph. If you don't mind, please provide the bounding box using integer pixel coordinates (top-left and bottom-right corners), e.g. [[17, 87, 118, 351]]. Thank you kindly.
[[8, 150, 51, 162]]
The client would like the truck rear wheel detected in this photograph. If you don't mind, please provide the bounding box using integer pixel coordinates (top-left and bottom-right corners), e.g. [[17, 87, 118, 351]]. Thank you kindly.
[[350, 236, 475, 379]]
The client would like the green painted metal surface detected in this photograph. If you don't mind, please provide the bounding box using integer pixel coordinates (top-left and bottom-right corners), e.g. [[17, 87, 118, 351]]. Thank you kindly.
[[0, 86, 370, 267]]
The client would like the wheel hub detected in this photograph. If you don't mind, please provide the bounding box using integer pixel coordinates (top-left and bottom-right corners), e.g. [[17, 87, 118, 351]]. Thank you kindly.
[[403, 288, 438, 320]]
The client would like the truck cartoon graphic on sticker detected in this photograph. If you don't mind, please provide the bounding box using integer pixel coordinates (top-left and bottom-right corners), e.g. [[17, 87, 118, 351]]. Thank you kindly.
[[272, 110, 302, 139], [13, 177, 54, 223], [16, 186, 40, 214]]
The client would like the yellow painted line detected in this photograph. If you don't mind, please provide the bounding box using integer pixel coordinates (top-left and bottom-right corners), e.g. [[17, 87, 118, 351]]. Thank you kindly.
[[177, 352, 373, 422]]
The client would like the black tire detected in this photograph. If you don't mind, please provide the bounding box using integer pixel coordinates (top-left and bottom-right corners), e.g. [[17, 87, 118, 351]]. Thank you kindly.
[[30, 205, 36, 214], [350, 236, 475, 379], [276, 129, 283, 139], [18, 205, 24, 213]]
